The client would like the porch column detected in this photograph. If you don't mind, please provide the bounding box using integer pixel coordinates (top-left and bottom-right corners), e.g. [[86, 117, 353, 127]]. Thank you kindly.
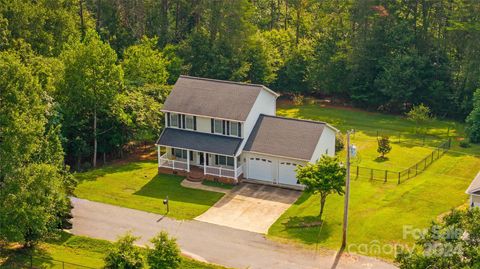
[[157, 145, 161, 167], [203, 152, 207, 175], [234, 155, 237, 179], [187, 150, 190, 172]]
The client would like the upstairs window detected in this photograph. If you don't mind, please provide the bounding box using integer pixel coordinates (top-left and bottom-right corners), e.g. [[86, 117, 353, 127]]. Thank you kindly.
[[185, 115, 194, 130], [230, 122, 240, 137], [214, 119, 223, 134], [170, 113, 179, 127]]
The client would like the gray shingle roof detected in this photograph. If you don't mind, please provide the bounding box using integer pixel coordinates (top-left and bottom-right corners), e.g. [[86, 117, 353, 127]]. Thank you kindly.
[[466, 171, 480, 194], [162, 76, 276, 121], [244, 115, 326, 161], [156, 128, 243, 156]]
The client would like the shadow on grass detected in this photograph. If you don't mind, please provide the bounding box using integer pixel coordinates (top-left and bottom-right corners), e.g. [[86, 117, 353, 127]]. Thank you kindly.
[[1, 244, 54, 268], [75, 161, 155, 183], [134, 174, 224, 206], [374, 156, 389, 163], [281, 215, 333, 245]]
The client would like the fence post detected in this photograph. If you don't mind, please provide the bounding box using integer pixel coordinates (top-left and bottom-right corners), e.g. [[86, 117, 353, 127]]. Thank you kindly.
[[398, 172, 401, 184], [415, 164, 418, 176], [384, 170, 387, 183], [431, 152, 434, 162], [30, 255, 33, 268], [370, 169, 373, 180], [424, 158, 427, 169], [356, 166, 359, 179]]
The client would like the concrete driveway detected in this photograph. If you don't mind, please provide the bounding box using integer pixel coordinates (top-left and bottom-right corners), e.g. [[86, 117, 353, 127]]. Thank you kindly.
[[195, 183, 301, 233]]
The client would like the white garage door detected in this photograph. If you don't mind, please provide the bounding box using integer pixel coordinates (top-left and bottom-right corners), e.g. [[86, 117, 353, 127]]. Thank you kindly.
[[278, 162, 300, 185], [248, 157, 274, 182]]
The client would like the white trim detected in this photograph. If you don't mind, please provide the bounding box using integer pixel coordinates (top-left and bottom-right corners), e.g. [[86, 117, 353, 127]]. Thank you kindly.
[[161, 109, 246, 123], [243, 150, 310, 162]]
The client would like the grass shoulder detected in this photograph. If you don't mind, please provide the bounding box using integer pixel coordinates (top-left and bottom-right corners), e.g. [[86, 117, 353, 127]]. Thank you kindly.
[[1, 232, 229, 269]]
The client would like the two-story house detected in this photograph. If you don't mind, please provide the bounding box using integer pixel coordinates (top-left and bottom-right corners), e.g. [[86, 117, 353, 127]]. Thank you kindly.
[[156, 76, 338, 188]]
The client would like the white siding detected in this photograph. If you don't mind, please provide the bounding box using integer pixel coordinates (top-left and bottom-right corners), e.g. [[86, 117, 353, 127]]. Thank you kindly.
[[238, 89, 277, 153], [196, 116, 211, 133], [310, 127, 336, 162], [471, 195, 480, 208]]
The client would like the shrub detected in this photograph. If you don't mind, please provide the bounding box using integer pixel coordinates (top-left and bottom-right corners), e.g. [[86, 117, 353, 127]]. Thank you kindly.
[[459, 141, 471, 148], [147, 231, 181, 269], [292, 94, 305, 106], [377, 136, 392, 158], [104, 233, 144, 269], [335, 133, 345, 152]]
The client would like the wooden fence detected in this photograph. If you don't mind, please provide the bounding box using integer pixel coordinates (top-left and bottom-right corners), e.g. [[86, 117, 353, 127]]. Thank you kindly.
[[352, 138, 451, 184]]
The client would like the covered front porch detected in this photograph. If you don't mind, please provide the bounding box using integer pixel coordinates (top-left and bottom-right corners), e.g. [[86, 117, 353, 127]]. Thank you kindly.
[[157, 146, 244, 181]]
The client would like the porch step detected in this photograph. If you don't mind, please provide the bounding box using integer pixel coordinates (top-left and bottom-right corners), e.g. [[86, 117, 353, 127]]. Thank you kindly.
[[187, 167, 204, 182]]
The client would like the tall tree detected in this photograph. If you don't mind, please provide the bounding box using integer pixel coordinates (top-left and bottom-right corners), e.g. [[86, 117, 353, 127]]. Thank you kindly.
[[0, 51, 72, 246], [60, 30, 123, 168]]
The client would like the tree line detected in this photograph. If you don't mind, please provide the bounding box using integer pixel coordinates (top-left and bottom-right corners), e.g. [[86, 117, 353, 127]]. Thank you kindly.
[[0, 0, 480, 247]]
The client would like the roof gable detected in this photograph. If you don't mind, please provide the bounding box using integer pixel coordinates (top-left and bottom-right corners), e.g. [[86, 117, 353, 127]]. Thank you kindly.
[[162, 76, 277, 121], [467, 171, 480, 194], [244, 115, 326, 160]]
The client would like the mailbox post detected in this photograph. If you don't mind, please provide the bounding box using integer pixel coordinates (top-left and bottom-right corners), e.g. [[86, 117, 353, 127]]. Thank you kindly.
[[163, 196, 169, 214]]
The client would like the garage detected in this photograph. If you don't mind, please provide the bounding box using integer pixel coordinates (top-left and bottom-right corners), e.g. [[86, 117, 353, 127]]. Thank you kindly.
[[278, 162, 300, 185], [248, 157, 274, 182]]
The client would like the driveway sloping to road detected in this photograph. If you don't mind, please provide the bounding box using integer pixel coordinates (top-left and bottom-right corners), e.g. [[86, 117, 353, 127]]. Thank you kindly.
[[71, 197, 396, 269], [195, 183, 301, 233]]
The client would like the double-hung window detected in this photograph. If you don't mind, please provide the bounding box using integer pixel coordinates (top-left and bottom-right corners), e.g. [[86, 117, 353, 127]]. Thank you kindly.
[[230, 122, 240, 137], [185, 115, 194, 130], [170, 113, 179, 127], [214, 119, 223, 134]]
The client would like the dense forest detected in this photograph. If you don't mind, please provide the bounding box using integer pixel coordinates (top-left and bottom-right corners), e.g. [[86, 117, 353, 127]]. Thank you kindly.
[[1, 0, 480, 170], [0, 0, 480, 247]]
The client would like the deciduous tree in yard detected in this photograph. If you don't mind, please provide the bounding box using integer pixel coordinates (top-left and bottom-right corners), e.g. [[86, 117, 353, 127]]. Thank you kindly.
[[296, 155, 346, 220], [147, 231, 181, 269], [60, 30, 124, 168], [466, 89, 480, 143], [406, 104, 432, 134], [396, 208, 480, 269], [377, 136, 392, 158], [0, 51, 73, 247], [104, 233, 144, 269]]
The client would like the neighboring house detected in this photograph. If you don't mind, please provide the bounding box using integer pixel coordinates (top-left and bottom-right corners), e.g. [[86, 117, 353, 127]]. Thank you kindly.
[[155, 76, 338, 188], [466, 171, 480, 208]]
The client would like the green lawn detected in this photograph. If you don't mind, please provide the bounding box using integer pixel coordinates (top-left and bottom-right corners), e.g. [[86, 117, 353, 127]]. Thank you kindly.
[[74, 161, 224, 220], [269, 104, 480, 259], [0, 232, 229, 269]]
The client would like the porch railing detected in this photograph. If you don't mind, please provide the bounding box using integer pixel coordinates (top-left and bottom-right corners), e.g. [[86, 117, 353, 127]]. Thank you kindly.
[[158, 153, 188, 171], [205, 163, 244, 179], [205, 166, 235, 178], [235, 163, 244, 178]]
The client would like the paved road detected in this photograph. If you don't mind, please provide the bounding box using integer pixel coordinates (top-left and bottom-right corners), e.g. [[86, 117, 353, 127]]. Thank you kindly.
[[71, 197, 397, 269]]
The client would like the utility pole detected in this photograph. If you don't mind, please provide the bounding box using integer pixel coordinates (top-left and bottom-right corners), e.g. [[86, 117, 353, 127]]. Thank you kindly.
[[342, 130, 353, 249]]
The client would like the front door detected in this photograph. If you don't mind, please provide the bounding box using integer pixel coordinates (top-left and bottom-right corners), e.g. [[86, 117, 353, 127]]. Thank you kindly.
[[198, 152, 204, 165]]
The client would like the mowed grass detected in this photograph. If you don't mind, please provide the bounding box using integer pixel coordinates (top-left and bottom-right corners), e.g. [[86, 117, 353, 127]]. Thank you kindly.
[[0, 232, 229, 269], [74, 161, 224, 220], [269, 104, 480, 259]]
